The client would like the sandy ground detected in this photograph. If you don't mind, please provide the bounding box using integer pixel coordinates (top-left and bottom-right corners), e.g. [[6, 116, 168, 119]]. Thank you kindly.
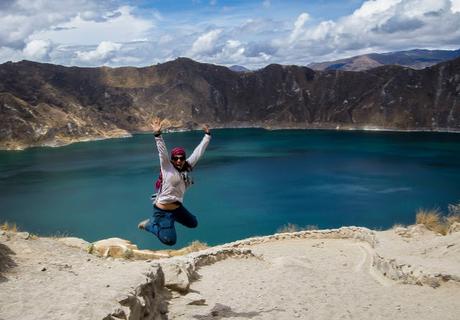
[[1, 226, 460, 320], [0, 233, 154, 320], [168, 238, 460, 319]]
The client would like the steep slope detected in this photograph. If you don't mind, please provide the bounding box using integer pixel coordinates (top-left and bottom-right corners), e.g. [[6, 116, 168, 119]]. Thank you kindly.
[[0, 57, 459, 150]]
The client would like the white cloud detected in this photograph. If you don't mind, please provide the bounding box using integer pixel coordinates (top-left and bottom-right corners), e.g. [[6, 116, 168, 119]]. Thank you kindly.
[[32, 6, 154, 46], [1, 0, 460, 69], [289, 12, 310, 43], [218, 40, 245, 61], [402, 0, 446, 17], [0, 0, 113, 48], [0, 46, 22, 62], [0, 0, 158, 66], [277, 0, 460, 64], [237, 18, 284, 35], [352, 0, 401, 19], [451, 0, 460, 12], [303, 20, 336, 45], [76, 41, 122, 64], [23, 39, 53, 60], [158, 34, 174, 45], [189, 29, 223, 56]]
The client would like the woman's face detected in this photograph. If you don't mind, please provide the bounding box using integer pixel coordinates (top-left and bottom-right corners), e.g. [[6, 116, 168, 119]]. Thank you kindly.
[[172, 155, 185, 170]]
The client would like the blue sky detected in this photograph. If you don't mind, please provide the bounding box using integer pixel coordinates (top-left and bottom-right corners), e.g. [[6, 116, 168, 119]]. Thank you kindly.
[[1, 0, 459, 68], [137, 0, 362, 21]]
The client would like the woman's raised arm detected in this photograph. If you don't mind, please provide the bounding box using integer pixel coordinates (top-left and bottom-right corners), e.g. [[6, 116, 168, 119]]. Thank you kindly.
[[151, 117, 170, 169], [187, 124, 211, 168]]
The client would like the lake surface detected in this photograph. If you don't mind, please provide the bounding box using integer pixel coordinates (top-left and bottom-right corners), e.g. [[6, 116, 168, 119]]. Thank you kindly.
[[1, 128, 459, 249]]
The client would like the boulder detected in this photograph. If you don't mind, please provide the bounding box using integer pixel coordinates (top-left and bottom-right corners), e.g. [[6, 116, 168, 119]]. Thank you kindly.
[[90, 238, 172, 260], [92, 238, 138, 259], [162, 263, 192, 293], [15, 232, 30, 240]]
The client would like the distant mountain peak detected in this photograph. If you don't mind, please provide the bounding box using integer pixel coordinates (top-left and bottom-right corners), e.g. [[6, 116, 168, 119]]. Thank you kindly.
[[308, 48, 460, 71], [229, 65, 250, 72]]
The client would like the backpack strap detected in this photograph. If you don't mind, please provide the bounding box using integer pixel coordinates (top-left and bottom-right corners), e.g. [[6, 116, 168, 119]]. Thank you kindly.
[[155, 171, 163, 191], [152, 171, 163, 202]]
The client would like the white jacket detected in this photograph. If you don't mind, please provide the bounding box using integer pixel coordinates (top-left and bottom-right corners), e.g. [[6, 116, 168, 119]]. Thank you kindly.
[[154, 133, 211, 205]]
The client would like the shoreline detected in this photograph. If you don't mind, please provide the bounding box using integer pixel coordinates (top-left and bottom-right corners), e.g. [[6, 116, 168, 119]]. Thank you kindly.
[[1, 124, 459, 152]]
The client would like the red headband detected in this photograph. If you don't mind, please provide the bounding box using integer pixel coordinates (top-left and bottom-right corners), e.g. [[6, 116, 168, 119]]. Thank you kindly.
[[171, 147, 186, 158]]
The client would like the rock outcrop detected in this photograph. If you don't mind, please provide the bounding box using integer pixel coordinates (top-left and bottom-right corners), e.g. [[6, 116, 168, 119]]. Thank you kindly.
[[91, 238, 170, 260], [1, 57, 460, 150]]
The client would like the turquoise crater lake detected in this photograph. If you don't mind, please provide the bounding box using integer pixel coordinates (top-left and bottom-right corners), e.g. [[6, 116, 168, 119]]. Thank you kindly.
[[1, 128, 459, 249]]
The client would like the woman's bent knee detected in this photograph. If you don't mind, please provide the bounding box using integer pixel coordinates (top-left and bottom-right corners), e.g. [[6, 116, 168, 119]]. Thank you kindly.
[[159, 232, 176, 246], [189, 218, 198, 228], [157, 225, 177, 246], [161, 238, 176, 246]]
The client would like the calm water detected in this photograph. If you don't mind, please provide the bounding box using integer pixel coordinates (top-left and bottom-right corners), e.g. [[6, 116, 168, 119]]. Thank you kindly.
[[1, 129, 459, 248]]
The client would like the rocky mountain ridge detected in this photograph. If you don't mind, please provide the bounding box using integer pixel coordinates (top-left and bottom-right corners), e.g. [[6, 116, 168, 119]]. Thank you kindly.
[[1, 57, 460, 150]]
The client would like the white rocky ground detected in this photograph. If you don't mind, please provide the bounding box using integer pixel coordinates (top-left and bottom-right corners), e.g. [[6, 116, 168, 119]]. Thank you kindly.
[[1, 224, 460, 320]]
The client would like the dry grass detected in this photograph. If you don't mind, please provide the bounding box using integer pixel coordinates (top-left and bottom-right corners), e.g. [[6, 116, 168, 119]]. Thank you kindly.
[[277, 223, 300, 233], [50, 231, 71, 239], [277, 223, 318, 233], [87, 243, 95, 254], [187, 240, 209, 251], [122, 248, 135, 260], [1, 221, 18, 232], [416, 208, 445, 234], [415, 207, 460, 235], [168, 240, 209, 257]]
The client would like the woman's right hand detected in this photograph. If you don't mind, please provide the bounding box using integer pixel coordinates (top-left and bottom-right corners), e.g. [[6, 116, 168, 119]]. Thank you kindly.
[[151, 117, 162, 135], [202, 124, 210, 135]]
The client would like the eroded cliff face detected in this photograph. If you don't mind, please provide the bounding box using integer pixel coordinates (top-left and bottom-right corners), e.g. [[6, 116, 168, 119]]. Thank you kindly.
[[1, 57, 459, 150]]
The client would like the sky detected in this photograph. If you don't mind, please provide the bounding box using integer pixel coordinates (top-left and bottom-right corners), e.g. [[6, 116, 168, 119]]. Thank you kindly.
[[1, 0, 460, 69]]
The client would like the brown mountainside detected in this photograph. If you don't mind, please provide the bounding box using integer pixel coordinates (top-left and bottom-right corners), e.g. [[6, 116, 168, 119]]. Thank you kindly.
[[0, 57, 459, 150]]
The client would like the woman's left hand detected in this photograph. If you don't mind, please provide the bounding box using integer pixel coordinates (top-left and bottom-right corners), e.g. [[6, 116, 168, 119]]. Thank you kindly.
[[202, 124, 210, 134], [151, 117, 163, 134]]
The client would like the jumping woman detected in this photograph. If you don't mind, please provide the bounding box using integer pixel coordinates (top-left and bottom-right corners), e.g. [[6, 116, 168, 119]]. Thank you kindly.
[[138, 118, 211, 246]]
